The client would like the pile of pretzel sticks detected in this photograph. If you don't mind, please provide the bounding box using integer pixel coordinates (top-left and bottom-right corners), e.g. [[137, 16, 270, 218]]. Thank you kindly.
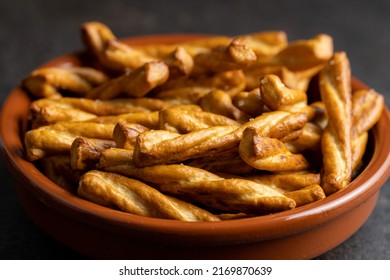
[[22, 22, 384, 221]]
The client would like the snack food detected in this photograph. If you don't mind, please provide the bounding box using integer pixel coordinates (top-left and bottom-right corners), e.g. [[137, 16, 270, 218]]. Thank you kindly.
[[21, 21, 385, 221]]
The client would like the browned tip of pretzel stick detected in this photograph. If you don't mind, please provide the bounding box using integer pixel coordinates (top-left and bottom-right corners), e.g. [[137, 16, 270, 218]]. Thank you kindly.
[[232, 88, 264, 118], [70, 137, 115, 171], [23, 66, 109, 99], [81, 21, 157, 72], [239, 127, 310, 172], [112, 122, 149, 150], [284, 184, 326, 207], [276, 34, 333, 71], [78, 170, 220, 221], [260, 74, 316, 119], [319, 51, 352, 195], [198, 89, 250, 123], [194, 37, 257, 73], [24, 122, 115, 161], [238, 31, 288, 57], [86, 61, 169, 99]]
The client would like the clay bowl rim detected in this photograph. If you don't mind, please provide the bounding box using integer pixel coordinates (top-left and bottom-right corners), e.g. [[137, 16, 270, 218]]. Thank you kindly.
[[1, 33, 390, 244]]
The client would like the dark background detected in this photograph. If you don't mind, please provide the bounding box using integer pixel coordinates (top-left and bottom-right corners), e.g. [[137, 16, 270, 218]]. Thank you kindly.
[[0, 0, 389, 259]]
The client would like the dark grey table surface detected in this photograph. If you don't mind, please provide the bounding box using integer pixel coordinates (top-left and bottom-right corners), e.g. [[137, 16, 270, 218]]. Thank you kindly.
[[0, 0, 389, 260]]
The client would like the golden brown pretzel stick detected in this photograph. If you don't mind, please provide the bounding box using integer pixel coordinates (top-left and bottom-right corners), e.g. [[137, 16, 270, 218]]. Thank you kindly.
[[284, 185, 325, 207], [157, 178, 295, 214], [81, 21, 157, 72], [96, 150, 295, 214], [351, 89, 384, 139], [31, 96, 171, 115], [152, 70, 247, 102], [23, 66, 109, 99], [350, 89, 384, 172], [133, 126, 239, 167], [40, 155, 82, 193], [89, 111, 159, 129], [247, 172, 320, 192], [86, 61, 169, 99], [284, 122, 322, 153], [238, 31, 288, 57], [239, 128, 310, 172], [319, 52, 352, 195], [30, 103, 97, 128], [98, 149, 222, 184], [187, 152, 254, 175], [133, 111, 307, 167], [112, 122, 149, 150], [24, 122, 115, 161], [158, 105, 240, 133], [194, 37, 257, 73], [78, 170, 220, 221], [260, 74, 316, 120], [232, 88, 264, 118], [275, 34, 333, 71], [29, 97, 170, 128], [198, 89, 250, 123], [70, 137, 115, 171]]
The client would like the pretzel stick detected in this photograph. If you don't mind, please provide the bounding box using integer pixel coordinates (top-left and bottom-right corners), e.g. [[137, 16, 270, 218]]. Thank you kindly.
[[24, 122, 115, 161], [284, 185, 325, 207], [70, 137, 115, 171], [23, 66, 109, 99], [86, 61, 169, 99], [239, 128, 310, 172], [158, 105, 240, 133], [133, 111, 307, 167], [319, 51, 352, 195], [350, 89, 384, 172], [260, 74, 316, 120], [78, 170, 220, 221]]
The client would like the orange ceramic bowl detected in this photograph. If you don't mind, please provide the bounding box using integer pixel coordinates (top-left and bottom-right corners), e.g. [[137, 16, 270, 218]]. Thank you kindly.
[[1, 35, 390, 259]]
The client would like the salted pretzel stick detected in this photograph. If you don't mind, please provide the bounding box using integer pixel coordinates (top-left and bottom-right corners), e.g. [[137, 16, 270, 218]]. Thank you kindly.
[[78, 170, 220, 221], [239, 128, 309, 172], [260, 74, 316, 120], [86, 61, 169, 99], [133, 111, 307, 167], [24, 122, 115, 161], [70, 137, 115, 171], [319, 51, 352, 195], [23, 66, 109, 99]]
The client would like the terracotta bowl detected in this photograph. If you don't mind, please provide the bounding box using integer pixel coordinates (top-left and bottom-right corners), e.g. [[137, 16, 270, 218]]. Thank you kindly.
[[1, 35, 390, 260]]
